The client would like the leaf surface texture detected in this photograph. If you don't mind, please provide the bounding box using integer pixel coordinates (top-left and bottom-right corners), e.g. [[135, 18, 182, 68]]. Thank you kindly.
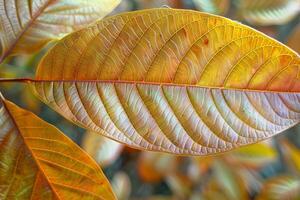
[[33, 8, 300, 155]]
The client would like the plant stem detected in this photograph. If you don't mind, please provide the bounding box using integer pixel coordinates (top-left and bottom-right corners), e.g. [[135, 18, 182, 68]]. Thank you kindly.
[[0, 78, 33, 83]]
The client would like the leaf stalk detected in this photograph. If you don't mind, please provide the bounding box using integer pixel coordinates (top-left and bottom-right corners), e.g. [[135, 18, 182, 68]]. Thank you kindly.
[[0, 78, 33, 83]]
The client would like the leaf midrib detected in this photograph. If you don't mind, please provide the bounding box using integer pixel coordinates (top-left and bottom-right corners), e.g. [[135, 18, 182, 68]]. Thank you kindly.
[[27, 79, 300, 94]]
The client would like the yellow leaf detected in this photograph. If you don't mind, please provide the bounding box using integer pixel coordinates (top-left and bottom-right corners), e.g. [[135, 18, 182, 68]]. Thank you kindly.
[[31, 8, 300, 155], [234, 0, 300, 25], [256, 176, 300, 200], [193, 0, 229, 15], [227, 141, 277, 168], [82, 131, 123, 167], [0, 0, 121, 63], [0, 94, 116, 199]]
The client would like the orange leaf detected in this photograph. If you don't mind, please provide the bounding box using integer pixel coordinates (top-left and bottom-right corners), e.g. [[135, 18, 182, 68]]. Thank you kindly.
[[31, 8, 300, 155], [0, 94, 116, 199]]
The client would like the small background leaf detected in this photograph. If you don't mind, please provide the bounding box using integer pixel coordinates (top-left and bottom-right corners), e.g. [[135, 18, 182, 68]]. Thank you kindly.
[[193, 0, 229, 15], [82, 131, 124, 167], [226, 141, 277, 169], [256, 176, 300, 200], [234, 0, 300, 25], [111, 171, 131, 200]]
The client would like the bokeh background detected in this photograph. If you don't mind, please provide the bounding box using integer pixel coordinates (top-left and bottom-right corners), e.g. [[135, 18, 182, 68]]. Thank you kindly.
[[0, 0, 300, 199]]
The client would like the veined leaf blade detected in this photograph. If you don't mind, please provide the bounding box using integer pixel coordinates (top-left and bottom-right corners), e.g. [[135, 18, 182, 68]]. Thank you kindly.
[[0, 0, 121, 62], [0, 95, 116, 199], [32, 8, 300, 155]]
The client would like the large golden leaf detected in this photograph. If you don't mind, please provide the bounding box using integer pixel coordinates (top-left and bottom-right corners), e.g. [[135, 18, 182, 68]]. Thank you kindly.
[[0, 94, 116, 199], [0, 0, 121, 63], [32, 8, 300, 155], [234, 0, 300, 25]]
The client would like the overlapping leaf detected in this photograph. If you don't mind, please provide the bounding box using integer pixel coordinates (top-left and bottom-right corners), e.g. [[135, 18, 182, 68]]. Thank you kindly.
[[0, 94, 116, 199], [31, 8, 300, 155], [234, 0, 300, 25], [0, 0, 121, 62]]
